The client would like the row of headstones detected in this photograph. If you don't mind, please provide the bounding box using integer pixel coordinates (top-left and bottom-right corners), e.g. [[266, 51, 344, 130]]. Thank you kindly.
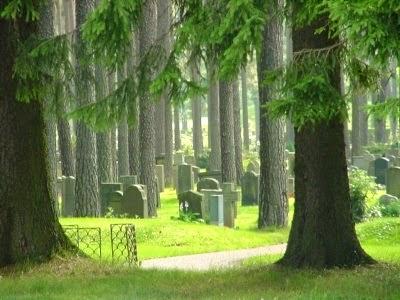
[[352, 154, 400, 185], [57, 165, 166, 218], [178, 177, 239, 228]]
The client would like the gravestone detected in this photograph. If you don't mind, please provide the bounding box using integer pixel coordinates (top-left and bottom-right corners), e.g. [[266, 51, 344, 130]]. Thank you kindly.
[[192, 166, 200, 184], [197, 177, 220, 192], [287, 152, 295, 176], [177, 164, 194, 194], [61, 176, 76, 217], [379, 194, 399, 206], [108, 191, 124, 215], [100, 183, 123, 215], [352, 156, 370, 172], [118, 175, 138, 192], [387, 155, 396, 165], [241, 171, 259, 206], [387, 167, 400, 198], [222, 183, 240, 228], [374, 157, 390, 185], [246, 161, 260, 174], [156, 165, 165, 192], [209, 194, 224, 226], [198, 170, 222, 184], [178, 191, 205, 218], [200, 189, 222, 221], [122, 185, 148, 218]]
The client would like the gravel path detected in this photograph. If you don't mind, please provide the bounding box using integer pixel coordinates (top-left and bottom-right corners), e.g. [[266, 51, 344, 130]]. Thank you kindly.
[[141, 244, 287, 271]]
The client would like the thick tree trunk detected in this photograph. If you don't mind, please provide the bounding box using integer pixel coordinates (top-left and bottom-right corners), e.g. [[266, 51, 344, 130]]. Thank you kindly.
[[190, 62, 204, 163], [257, 0, 288, 228], [207, 63, 221, 170], [0, 4, 69, 267], [139, 0, 158, 216], [117, 66, 130, 177], [279, 14, 374, 268], [74, 0, 100, 216], [233, 79, 243, 185], [219, 80, 236, 183], [95, 65, 113, 183], [285, 18, 295, 146], [174, 105, 182, 150], [241, 68, 250, 151]]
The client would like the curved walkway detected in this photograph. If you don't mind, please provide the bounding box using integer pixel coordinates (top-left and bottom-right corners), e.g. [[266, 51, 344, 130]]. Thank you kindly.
[[141, 244, 287, 271]]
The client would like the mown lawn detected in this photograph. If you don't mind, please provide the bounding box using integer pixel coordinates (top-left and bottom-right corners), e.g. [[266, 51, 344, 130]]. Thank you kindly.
[[60, 188, 290, 260], [1, 191, 399, 299]]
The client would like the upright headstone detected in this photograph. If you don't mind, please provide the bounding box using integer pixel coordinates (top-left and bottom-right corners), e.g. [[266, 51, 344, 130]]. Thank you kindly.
[[287, 152, 295, 176], [100, 183, 123, 215], [108, 191, 124, 215], [200, 189, 222, 221], [352, 156, 370, 172], [374, 157, 390, 185], [241, 171, 259, 206], [118, 175, 138, 192], [156, 165, 165, 192], [209, 194, 224, 226], [287, 177, 295, 197], [122, 185, 148, 218], [197, 177, 220, 192], [387, 167, 400, 198], [198, 170, 222, 184], [177, 164, 194, 194], [174, 152, 185, 165], [222, 183, 240, 228], [387, 155, 396, 165], [178, 191, 205, 218], [61, 176, 76, 217], [192, 166, 200, 184]]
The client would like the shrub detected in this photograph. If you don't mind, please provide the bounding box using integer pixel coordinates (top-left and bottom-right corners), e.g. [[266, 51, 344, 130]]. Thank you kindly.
[[348, 169, 378, 223], [197, 150, 210, 169], [380, 202, 400, 217]]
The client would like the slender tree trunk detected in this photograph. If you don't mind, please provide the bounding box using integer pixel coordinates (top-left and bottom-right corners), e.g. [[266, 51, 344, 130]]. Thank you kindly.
[[0, 2, 69, 267], [233, 79, 244, 185], [279, 13, 374, 268], [117, 65, 130, 177], [257, 0, 288, 228], [157, 0, 173, 185], [254, 97, 260, 144], [139, 0, 158, 216], [285, 17, 295, 146], [74, 0, 100, 216], [374, 79, 388, 144], [190, 62, 204, 162], [352, 95, 363, 158], [182, 106, 188, 132], [128, 35, 140, 177], [207, 62, 221, 170], [107, 73, 118, 181], [95, 65, 113, 183], [174, 105, 182, 151], [241, 68, 250, 151], [219, 80, 236, 183], [360, 95, 369, 147]]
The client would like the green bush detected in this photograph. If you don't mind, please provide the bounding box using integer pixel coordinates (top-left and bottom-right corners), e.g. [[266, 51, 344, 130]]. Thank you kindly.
[[380, 202, 400, 217], [197, 150, 210, 169], [348, 169, 378, 223]]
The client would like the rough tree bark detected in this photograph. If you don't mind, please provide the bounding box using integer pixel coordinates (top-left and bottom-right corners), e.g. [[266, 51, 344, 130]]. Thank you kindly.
[[74, 0, 100, 216], [241, 68, 250, 151], [174, 106, 182, 151], [233, 79, 243, 185], [219, 80, 236, 183], [190, 61, 204, 163], [0, 2, 70, 267], [279, 12, 374, 268], [207, 62, 221, 171], [139, 0, 158, 216], [257, 0, 288, 228], [352, 95, 363, 158], [285, 18, 295, 146]]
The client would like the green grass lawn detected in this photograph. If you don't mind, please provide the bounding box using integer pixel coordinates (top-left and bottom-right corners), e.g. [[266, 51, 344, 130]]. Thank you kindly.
[[1, 191, 400, 299], [60, 189, 290, 260]]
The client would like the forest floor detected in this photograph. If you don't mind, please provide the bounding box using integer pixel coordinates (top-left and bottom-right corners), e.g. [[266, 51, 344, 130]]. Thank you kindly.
[[1, 190, 399, 299]]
